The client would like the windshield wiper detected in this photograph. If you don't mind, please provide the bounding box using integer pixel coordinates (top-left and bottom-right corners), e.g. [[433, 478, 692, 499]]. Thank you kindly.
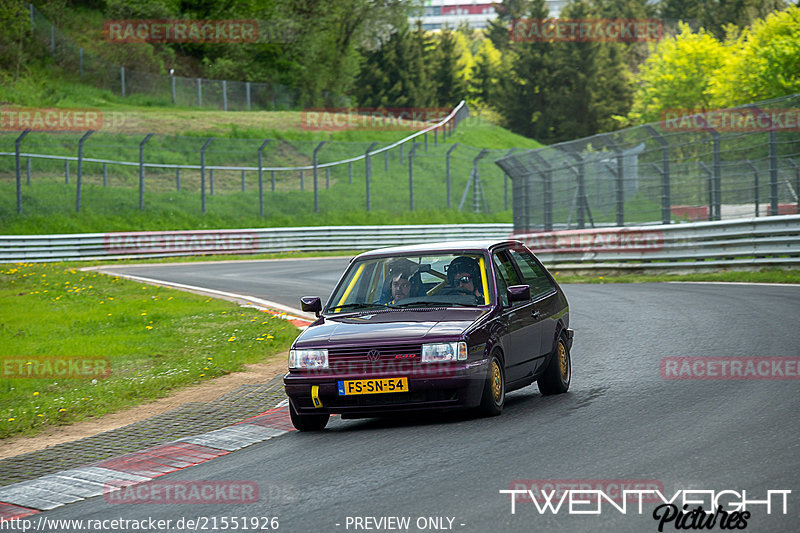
[[391, 300, 478, 308], [327, 302, 381, 312]]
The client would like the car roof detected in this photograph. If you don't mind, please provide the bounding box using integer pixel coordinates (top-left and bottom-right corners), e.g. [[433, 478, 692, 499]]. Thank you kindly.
[[353, 239, 522, 259]]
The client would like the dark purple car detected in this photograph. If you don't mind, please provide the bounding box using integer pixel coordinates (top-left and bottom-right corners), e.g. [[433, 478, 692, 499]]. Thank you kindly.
[[283, 240, 573, 431]]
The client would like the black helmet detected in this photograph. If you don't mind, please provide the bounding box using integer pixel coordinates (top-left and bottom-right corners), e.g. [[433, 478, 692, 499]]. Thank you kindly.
[[447, 256, 480, 286]]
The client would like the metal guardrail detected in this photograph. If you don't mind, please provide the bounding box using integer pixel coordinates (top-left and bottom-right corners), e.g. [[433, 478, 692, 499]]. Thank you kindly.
[[1, 217, 799, 269]]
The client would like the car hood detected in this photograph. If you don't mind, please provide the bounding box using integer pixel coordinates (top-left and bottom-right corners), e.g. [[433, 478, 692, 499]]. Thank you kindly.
[[294, 308, 488, 347]]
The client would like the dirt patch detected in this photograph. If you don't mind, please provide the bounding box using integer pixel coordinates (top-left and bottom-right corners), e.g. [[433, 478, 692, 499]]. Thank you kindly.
[[0, 354, 288, 461]]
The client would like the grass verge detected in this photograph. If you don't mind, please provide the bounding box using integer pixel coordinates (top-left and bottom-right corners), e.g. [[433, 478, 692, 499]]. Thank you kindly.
[[0, 261, 299, 440]]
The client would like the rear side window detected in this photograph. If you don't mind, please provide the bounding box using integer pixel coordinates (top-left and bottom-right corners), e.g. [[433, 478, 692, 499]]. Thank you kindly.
[[509, 249, 555, 299]]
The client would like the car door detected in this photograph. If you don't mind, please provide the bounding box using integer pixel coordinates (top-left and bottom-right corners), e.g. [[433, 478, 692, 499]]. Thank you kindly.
[[492, 249, 540, 384], [508, 247, 559, 371]]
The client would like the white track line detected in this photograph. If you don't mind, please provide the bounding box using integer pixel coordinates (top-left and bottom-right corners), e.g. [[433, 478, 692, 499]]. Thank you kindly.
[[83, 268, 314, 320]]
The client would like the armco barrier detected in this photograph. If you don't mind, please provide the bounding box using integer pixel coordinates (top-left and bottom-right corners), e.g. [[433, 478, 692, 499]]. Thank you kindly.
[[1, 217, 799, 269]]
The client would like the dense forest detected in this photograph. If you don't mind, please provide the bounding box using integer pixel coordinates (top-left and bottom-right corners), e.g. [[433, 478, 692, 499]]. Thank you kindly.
[[1, 0, 798, 143]]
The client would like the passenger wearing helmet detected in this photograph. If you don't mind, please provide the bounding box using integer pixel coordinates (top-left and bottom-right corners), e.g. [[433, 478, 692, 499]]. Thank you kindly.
[[447, 256, 484, 302]]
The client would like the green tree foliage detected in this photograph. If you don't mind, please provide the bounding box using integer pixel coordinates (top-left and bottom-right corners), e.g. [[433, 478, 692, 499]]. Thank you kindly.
[[469, 38, 502, 105], [659, 0, 787, 39], [708, 5, 800, 106], [486, 0, 529, 51], [432, 28, 467, 107], [628, 23, 726, 123], [0, 0, 29, 77]]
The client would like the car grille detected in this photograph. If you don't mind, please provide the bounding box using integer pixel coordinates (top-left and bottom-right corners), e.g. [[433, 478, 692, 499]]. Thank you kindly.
[[328, 343, 422, 374]]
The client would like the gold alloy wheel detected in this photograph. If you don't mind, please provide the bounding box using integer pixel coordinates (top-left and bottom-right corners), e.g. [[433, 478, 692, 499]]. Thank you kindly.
[[491, 359, 503, 403], [558, 341, 569, 381]]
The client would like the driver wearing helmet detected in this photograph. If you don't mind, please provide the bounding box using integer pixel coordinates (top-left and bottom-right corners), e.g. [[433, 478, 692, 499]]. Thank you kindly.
[[447, 256, 484, 302]]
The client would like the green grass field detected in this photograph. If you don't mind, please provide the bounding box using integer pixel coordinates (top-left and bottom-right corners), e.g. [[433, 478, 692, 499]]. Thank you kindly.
[[0, 261, 299, 439]]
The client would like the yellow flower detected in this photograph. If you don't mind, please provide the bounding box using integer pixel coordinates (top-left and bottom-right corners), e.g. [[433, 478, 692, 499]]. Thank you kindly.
[[108, 297, 114, 300], [168, 297, 173, 300], [146, 326, 153, 330], [33, 392, 39, 396], [100, 301, 104, 304], [58, 408, 66, 412], [7, 418, 15, 422], [207, 357, 213, 361], [141, 312, 147, 316], [228, 336, 236, 342], [266, 335, 274, 339], [256, 338, 264, 341], [199, 373, 206, 377], [203, 367, 209, 370], [37, 414, 43, 417]]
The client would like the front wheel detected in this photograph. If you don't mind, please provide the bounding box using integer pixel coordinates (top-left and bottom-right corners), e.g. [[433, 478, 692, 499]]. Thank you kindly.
[[538, 336, 571, 395], [289, 399, 329, 431], [478, 354, 505, 416]]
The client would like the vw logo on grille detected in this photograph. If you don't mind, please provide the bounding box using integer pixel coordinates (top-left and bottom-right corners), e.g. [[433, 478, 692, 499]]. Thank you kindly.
[[367, 349, 381, 362]]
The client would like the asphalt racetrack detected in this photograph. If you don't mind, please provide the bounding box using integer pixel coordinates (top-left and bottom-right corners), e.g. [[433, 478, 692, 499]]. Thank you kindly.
[[42, 259, 800, 533]]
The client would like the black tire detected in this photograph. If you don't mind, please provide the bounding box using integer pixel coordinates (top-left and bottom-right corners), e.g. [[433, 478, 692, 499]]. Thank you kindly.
[[538, 335, 571, 395], [289, 399, 329, 431], [478, 353, 505, 416]]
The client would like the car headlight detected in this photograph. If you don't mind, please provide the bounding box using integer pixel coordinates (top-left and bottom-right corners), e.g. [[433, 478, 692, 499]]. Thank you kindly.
[[421, 342, 467, 363], [289, 349, 328, 369]]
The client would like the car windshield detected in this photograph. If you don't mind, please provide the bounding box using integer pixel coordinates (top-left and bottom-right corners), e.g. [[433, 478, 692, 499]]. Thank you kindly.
[[326, 252, 493, 313]]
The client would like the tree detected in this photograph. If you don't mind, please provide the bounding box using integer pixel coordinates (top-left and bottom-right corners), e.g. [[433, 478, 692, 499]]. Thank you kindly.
[[431, 28, 467, 107], [486, 0, 531, 52], [708, 4, 800, 107], [628, 23, 727, 123], [469, 38, 502, 105]]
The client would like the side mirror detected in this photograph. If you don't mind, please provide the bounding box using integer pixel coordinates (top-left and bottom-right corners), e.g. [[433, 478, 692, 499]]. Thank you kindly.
[[300, 296, 322, 317], [507, 284, 530, 303]]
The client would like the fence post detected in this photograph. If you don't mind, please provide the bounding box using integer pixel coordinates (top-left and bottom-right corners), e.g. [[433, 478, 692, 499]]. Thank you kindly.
[[65, 160, 69, 184], [76, 130, 94, 213], [503, 148, 517, 211], [384, 150, 388, 172], [788, 158, 800, 214], [643, 126, 670, 225], [138, 133, 154, 210], [271, 171, 275, 192], [326, 167, 330, 189], [446, 143, 459, 209], [300, 169, 304, 191], [365, 142, 378, 211], [102, 162, 107, 186], [121, 67, 126, 97], [171, 76, 176, 104], [769, 130, 778, 215], [473, 149, 489, 213], [14, 130, 30, 214], [241, 169, 245, 192], [222, 80, 228, 111], [176, 168, 180, 191], [745, 160, 759, 217], [699, 162, 713, 221], [710, 129, 721, 220], [531, 153, 553, 231], [313, 141, 328, 213], [26, 156, 31, 186], [197, 78, 202, 107], [349, 161, 353, 184], [79, 47, 83, 77], [258, 139, 271, 217], [246, 82, 251, 111], [565, 151, 589, 229], [200, 138, 213, 214], [424, 132, 428, 152], [408, 143, 420, 211], [210, 169, 214, 195]]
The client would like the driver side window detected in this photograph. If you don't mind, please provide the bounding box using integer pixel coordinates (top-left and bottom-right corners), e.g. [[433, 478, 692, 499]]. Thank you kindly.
[[492, 251, 522, 306]]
